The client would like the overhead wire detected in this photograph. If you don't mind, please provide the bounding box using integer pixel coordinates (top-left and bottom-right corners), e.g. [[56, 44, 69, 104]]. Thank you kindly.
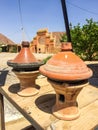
[[18, 0, 30, 41], [66, 0, 98, 16], [18, 0, 23, 28]]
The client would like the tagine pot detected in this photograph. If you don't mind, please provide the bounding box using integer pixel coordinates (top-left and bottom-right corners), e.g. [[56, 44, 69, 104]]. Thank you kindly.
[[39, 42, 92, 120], [61, 42, 72, 51], [7, 41, 43, 97]]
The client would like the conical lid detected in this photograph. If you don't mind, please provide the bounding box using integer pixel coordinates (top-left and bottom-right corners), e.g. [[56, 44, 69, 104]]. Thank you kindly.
[[12, 41, 37, 63], [39, 44, 92, 81], [7, 41, 43, 71]]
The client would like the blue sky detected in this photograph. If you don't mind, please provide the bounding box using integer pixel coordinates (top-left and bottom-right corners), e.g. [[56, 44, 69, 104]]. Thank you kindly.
[[0, 0, 98, 43]]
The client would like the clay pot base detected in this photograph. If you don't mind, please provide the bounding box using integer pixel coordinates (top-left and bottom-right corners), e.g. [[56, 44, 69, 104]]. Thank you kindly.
[[17, 86, 39, 97], [52, 106, 80, 121], [13, 70, 40, 97]]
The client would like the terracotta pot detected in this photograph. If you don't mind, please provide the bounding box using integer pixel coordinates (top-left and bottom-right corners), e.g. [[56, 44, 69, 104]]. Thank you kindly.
[[39, 42, 93, 120], [61, 42, 72, 51], [13, 70, 39, 97], [39, 51, 92, 81], [12, 41, 37, 63], [48, 79, 88, 120], [7, 41, 43, 97]]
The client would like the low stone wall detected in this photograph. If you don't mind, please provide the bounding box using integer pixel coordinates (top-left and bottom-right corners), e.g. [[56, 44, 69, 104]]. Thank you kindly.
[[85, 61, 98, 87], [85, 61, 98, 78]]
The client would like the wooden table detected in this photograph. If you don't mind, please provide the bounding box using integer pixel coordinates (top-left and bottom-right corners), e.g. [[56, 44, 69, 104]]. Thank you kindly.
[[0, 77, 98, 130]]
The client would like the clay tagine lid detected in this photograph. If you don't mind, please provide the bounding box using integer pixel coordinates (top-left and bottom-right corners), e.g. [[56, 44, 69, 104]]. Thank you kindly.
[[39, 42, 93, 81], [61, 42, 73, 51], [7, 41, 43, 71]]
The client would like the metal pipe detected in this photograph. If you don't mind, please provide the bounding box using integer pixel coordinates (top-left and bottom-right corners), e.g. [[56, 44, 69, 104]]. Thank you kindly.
[[61, 0, 71, 42]]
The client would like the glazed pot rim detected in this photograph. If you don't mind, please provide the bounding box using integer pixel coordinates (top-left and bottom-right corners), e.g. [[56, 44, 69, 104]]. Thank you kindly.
[[47, 78, 89, 85], [7, 60, 44, 69]]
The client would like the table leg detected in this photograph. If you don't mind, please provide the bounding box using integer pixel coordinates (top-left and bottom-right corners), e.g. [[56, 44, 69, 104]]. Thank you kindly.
[[0, 93, 5, 130]]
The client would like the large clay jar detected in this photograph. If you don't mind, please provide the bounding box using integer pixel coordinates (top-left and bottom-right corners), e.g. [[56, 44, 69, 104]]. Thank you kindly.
[[7, 41, 43, 97], [39, 42, 92, 120]]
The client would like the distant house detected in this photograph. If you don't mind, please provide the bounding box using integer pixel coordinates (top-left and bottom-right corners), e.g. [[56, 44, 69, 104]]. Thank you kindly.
[[0, 33, 20, 52]]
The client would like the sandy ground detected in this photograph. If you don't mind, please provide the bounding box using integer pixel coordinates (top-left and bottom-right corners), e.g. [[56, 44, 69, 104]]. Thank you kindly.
[[0, 52, 52, 130]]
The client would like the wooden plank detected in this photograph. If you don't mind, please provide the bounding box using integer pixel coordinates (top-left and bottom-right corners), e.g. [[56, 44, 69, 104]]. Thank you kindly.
[[1, 77, 98, 129], [0, 78, 54, 129], [0, 87, 43, 130], [47, 100, 98, 130], [0, 93, 5, 130], [78, 84, 98, 108]]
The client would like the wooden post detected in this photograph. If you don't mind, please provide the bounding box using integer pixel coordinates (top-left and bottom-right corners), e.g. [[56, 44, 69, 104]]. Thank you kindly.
[[0, 93, 5, 130]]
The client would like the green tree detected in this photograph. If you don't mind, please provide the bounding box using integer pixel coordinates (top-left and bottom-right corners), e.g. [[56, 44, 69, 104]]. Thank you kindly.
[[60, 33, 67, 42], [71, 19, 98, 60], [60, 19, 98, 60]]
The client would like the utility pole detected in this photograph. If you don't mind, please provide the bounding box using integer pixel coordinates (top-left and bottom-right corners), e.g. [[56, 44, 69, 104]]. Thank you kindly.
[[61, 0, 71, 42]]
